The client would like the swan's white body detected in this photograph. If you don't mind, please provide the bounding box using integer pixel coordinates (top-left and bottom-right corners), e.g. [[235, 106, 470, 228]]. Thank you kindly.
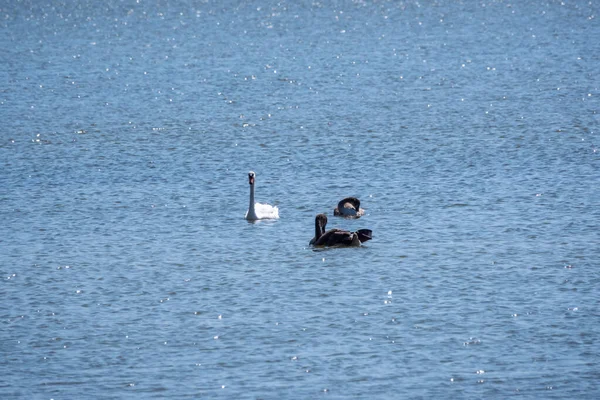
[[247, 202, 279, 220], [245, 171, 279, 221]]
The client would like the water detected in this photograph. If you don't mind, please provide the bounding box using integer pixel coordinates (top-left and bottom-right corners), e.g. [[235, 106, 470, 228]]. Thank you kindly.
[[1, 1, 599, 398]]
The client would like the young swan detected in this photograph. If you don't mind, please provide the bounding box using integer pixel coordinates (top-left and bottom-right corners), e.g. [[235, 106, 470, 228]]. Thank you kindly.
[[333, 197, 365, 218], [310, 213, 372, 247]]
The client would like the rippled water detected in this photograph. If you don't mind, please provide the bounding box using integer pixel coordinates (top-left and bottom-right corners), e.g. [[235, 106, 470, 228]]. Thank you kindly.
[[1, 1, 599, 398]]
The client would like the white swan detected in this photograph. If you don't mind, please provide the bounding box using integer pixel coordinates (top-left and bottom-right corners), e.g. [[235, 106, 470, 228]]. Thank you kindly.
[[245, 171, 279, 220]]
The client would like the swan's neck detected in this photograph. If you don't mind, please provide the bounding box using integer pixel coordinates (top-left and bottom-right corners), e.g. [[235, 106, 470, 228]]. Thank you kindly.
[[315, 219, 322, 241], [247, 183, 258, 219]]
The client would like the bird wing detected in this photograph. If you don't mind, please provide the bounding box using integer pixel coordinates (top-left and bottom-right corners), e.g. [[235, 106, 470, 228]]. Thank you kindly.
[[315, 229, 357, 246]]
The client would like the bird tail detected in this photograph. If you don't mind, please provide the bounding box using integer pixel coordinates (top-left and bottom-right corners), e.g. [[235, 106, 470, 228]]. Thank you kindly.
[[356, 229, 372, 243]]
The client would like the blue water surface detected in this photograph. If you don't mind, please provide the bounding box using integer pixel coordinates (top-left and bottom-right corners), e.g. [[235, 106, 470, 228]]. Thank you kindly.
[[1, 1, 599, 398]]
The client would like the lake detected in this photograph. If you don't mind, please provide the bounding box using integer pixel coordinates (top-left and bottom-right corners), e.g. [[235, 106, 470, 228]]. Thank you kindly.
[[1, 0, 599, 398]]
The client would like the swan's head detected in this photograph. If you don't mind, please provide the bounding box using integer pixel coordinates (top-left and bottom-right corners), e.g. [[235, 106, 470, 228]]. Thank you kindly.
[[248, 171, 255, 185]]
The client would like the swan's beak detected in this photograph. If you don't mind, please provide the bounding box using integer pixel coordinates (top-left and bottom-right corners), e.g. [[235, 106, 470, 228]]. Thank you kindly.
[[248, 175, 254, 185]]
